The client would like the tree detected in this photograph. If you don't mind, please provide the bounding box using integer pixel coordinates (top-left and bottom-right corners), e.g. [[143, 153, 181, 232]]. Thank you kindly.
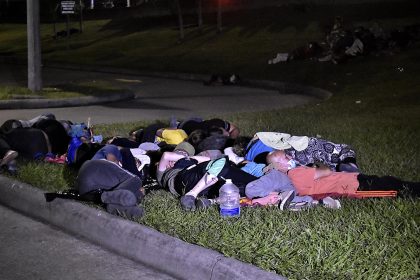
[[174, 0, 184, 41], [196, 0, 203, 30], [216, 0, 222, 33]]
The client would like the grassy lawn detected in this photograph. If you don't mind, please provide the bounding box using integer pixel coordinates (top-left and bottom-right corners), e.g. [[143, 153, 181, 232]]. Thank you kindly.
[[0, 81, 130, 100], [0, 81, 121, 100], [1, 1, 420, 279]]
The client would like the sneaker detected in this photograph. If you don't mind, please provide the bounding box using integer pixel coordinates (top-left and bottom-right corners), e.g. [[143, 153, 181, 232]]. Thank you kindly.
[[0, 150, 18, 167], [318, 54, 332, 62], [289, 201, 313, 211], [321, 196, 341, 209], [101, 189, 138, 207], [180, 195, 196, 211], [278, 190, 295, 210], [106, 204, 144, 219], [196, 197, 216, 210], [337, 163, 359, 173], [6, 159, 18, 176]]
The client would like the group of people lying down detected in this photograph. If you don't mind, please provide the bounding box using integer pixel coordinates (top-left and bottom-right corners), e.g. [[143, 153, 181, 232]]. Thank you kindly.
[[1, 114, 418, 218]]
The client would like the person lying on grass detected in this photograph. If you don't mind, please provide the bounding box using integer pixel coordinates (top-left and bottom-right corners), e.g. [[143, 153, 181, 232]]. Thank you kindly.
[[265, 150, 420, 198], [76, 158, 145, 218], [178, 117, 240, 139], [0, 113, 70, 174], [91, 144, 150, 179], [156, 142, 297, 211], [235, 132, 359, 173]]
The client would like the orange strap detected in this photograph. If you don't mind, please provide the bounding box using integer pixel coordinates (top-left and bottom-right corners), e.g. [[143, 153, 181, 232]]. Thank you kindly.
[[354, 190, 397, 198]]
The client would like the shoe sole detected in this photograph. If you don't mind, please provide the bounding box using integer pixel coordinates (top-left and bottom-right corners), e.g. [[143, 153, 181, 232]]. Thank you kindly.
[[322, 197, 341, 209], [101, 189, 138, 207], [195, 198, 211, 210], [0, 151, 18, 167], [289, 201, 313, 212], [106, 204, 144, 218], [279, 190, 296, 210], [180, 196, 196, 211]]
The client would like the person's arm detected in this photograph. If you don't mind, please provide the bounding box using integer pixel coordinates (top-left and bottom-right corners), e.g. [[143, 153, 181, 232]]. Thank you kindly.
[[190, 155, 211, 163], [158, 151, 186, 172], [314, 166, 333, 179], [271, 162, 289, 174], [156, 128, 165, 138], [185, 172, 218, 197], [106, 153, 120, 165]]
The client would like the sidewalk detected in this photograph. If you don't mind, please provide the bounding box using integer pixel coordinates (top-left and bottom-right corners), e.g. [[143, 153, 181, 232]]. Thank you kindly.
[[0, 204, 176, 280]]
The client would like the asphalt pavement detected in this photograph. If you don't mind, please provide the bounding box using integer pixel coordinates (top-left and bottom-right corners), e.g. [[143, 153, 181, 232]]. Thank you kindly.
[[0, 204, 176, 280], [0, 62, 325, 124]]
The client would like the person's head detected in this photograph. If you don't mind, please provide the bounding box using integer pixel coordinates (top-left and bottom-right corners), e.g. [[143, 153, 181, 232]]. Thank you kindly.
[[232, 136, 252, 157], [208, 126, 228, 137], [187, 129, 208, 148], [197, 135, 228, 153], [266, 150, 294, 173], [174, 141, 195, 157], [129, 128, 144, 143], [227, 123, 240, 139]]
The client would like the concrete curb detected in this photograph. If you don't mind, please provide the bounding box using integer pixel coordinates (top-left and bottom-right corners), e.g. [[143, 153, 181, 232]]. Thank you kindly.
[[0, 91, 134, 109], [0, 175, 286, 280]]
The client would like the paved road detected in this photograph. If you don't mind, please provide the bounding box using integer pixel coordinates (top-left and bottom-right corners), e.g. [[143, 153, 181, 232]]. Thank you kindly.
[[0, 63, 319, 124], [0, 204, 176, 280]]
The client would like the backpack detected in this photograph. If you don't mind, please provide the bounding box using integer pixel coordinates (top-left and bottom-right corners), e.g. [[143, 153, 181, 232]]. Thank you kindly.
[[66, 140, 103, 169], [69, 123, 91, 139]]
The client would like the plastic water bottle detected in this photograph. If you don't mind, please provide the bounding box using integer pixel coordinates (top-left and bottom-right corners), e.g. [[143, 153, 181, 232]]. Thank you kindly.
[[219, 179, 240, 218]]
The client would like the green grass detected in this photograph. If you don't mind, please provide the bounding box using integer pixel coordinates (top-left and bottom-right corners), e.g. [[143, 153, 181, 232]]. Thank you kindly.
[[0, 80, 129, 100], [2, 1, 420, 279], [0, 85, 81, 99]]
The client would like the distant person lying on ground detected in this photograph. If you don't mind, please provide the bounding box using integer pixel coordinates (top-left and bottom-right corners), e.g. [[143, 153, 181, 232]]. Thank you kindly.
[[266, 150, 419, 198], [203, 74, 241, 86], [155, 127, 188, 145], [0, 114, 71, 173], [1, 113, 70, 157], [138, 120, 191, 146], [187, 128, 231, 155], [268, 17, 420, 65], [178, 117, 240, 139]]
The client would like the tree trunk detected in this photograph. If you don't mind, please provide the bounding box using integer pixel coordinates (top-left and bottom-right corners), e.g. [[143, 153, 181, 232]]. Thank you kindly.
[[197, 0, 203, 30], [79, 0, 84, 33], [175, 0, 184, 41], [217, 0, 222, 33]]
